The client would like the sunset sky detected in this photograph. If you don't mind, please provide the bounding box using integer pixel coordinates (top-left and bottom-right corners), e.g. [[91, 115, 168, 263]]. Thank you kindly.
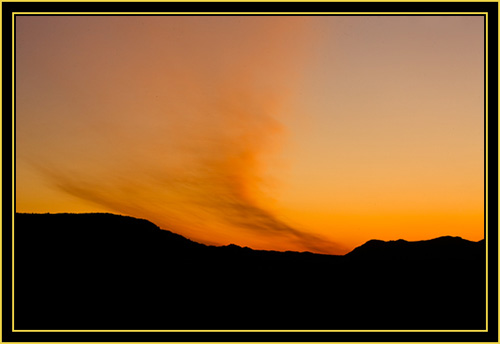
[[16, 15, 485, 254]]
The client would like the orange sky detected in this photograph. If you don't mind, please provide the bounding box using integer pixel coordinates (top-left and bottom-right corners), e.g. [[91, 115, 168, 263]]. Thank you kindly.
[[16, 15, 485, 254]]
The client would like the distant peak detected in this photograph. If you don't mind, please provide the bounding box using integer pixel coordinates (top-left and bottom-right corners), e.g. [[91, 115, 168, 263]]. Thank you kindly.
[[436, 235, 463, 240], [365, 239, 384, 244], [346, 234, 482, 260], [225, 243, 242, 249]]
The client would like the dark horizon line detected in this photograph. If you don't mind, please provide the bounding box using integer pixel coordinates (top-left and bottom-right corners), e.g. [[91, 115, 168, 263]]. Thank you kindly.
[[14, 211, 485, 257]]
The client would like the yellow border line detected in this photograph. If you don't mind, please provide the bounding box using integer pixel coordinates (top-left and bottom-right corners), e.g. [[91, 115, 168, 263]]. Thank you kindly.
[[3, 0, 499, 2], [11, 11, 15, 334], [11, 12, 490, 334], [484, 11, 488, 332], [12, 11, 489, 14], [0, 0, 2, 338], [12, 329, 490, 333]]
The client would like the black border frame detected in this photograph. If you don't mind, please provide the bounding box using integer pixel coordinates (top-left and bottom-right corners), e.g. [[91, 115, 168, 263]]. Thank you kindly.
[[3, 2, 498, 342]]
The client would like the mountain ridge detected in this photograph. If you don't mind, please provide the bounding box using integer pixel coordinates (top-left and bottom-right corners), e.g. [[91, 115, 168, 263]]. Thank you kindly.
[[15, 212, 484, 258], [14, 212, 486, 330]]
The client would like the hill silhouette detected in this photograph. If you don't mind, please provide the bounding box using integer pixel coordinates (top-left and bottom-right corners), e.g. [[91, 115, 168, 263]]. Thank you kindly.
[[14, 213, 485, 330], [346, 236, 484, 261]]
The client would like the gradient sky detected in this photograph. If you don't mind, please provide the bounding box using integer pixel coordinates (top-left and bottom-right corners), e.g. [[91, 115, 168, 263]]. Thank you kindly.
[[16, 15, 484, 254]]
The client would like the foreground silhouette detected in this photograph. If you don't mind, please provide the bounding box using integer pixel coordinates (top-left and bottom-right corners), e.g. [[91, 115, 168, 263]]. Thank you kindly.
[[14, 213, 485, 330]]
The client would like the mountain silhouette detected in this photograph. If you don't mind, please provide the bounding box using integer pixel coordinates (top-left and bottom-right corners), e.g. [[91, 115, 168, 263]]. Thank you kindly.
[[14, 213, 486, 330], [346, 236, 484, 261]]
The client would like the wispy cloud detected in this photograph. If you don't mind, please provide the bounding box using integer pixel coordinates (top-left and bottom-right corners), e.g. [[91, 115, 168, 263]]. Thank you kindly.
[[23, 16, 341, 254]]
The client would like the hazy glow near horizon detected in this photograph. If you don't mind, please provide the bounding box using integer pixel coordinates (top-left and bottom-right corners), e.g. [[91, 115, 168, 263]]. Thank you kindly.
[[16, 15, 484, 254]]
